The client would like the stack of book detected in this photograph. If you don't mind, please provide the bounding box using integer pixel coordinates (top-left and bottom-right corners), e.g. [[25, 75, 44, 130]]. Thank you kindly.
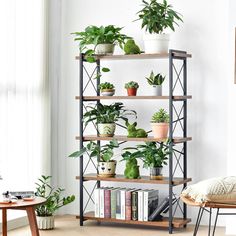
[[94, 187, 159, 221]]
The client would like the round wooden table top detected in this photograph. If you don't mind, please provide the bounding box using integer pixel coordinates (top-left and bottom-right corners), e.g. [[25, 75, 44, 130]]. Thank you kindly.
[[0, 197, 46, 209]]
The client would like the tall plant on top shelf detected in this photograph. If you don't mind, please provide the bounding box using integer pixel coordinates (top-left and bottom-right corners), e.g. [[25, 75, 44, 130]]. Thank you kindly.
[[135, 0, 183, 53], [83, 102, 137, 137]]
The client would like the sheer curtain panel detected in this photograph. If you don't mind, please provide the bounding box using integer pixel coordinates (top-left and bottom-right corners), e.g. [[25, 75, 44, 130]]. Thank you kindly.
[[0, 0, 50, 192]]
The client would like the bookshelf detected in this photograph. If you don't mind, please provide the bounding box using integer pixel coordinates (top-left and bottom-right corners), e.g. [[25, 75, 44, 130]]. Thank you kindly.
[[75, 50, 192, 234]]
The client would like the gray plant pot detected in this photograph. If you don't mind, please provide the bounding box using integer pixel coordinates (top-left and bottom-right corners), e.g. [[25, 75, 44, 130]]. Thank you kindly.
[[95, 44, 115, 55], [150, 167, 163, 180], [152, 85, 162, 96]]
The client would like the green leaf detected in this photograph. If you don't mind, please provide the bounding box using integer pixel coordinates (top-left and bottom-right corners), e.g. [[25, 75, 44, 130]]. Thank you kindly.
[[68, 147, 86, 158], [102, 67, 110, 72]]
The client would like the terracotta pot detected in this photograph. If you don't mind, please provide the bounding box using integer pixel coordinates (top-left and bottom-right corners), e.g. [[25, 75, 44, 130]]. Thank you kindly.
[[150, 167, 163, 180], [100, 89, 115, 96], [127, 88, 138, 96], [97, 161, 117, 177], [37, 216, 54, 230], [97, 123, 116, 137], [151, 122, 169, 139]]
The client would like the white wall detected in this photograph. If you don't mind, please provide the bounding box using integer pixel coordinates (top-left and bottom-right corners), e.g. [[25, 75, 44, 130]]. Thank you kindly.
[[50, 0, 232, 228]]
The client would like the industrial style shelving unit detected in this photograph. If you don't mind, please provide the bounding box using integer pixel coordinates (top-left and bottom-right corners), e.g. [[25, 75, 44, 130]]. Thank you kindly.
[[75, 49, 192, 234]]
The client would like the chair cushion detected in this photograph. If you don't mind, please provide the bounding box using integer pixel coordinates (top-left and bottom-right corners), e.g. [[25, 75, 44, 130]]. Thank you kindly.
[[182, 176, 236, 203]]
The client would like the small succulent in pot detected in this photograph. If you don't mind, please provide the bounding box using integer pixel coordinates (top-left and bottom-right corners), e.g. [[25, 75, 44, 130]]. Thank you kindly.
[[146, 71, 165, 96], [124, 81, 139, 96], [99, 82, 115, 96], [151, 108, 169, 139], [69, 140, 119, 177]]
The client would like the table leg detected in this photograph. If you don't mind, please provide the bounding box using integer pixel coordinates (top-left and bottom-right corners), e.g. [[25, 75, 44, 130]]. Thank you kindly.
[[26, 206, 39, 236], [2, 209, 7, 236]]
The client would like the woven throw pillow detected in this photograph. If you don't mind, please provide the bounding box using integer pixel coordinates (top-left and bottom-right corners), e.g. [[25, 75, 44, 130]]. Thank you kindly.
[[182, 176, 236, 203]]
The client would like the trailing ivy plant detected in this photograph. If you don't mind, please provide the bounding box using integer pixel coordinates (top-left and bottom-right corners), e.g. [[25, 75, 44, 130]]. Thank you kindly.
[[135, 0, 183, 34]]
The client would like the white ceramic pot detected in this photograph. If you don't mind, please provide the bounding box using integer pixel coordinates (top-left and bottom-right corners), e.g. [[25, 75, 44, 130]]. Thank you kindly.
[[152, 85, 162, 96], [97, 161, 117, 177], [37, 216, 55, 230], [100, 89, 115, 96], [95, 44, 115, 55], [143, 33, 170, 54], [97, 123, 116, 137]]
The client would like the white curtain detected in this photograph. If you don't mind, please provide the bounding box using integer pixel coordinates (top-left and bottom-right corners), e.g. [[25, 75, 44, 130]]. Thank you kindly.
[[0, 0, 50, 192]]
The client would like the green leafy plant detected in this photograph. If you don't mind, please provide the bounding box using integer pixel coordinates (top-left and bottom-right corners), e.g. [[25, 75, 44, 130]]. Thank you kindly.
[[124, 81, 139, 89], [83, 102, 137, 125], [151, 108, 169, 123], [135, 0, 183, 34], [35, 175, 75, 217], [137, 142, 171, 168], [146, 71, 165, 85], [69, 139, 119, 162], [99, 82, 115, 90]]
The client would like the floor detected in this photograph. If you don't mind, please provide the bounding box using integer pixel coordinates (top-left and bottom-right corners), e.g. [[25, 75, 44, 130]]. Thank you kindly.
[[8, 215, 226, 236]]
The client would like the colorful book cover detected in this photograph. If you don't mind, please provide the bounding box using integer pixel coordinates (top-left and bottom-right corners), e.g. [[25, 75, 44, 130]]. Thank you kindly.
[[125, 190, 133, 220], [104, 188, 111, 218], [110, 188, 119, 218]]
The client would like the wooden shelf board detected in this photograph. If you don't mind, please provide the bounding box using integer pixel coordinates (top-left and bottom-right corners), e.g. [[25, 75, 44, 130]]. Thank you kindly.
[[77, 211, 191, 228], [76, 95, 192, 101], [76, 173, 192, 186], [75, 52, 192, 61], [76, 135, 192, 143]]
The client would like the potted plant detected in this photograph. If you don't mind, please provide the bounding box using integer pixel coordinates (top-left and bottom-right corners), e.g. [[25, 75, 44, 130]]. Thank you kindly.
[[146, 70, 165, 95], [151, 108, 169, 139], [72, 25, 131, 55], [83, 102, 136, 137], [121, 148, 142, 179], [138, 142, 170, 179], [69, 140, 119, 177], [35, 175, 75, 230], [99, 82, 115, 96], [135, 0, 183, 53], [124, 81, 139, 96]]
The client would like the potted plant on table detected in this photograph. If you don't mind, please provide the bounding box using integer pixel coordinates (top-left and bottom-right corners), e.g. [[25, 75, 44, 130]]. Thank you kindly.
[[138, 142, 171, 179], [135, 0, 183, 53], [35, 175, 75, 230], [72, 25, 131, 56], [146, 70, 165, 96], [99, 82, 115, 96], [69, 140, 119, 177], [151, 108, 169, 139], [124, 81, 139, 96], [83, 102, 136, 137]]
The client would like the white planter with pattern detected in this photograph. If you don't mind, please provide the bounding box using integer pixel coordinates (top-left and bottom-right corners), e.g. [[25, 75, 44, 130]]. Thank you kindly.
[[37, 216, 55, 230]]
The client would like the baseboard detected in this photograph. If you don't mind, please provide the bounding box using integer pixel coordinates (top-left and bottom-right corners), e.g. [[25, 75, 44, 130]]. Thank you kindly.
[[0, 216, 28, 233]]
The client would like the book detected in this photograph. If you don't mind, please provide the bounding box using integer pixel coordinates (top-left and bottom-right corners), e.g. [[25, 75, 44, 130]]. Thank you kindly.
[[110, 188, 119, 218], [104, 188, 111, 218], [131, 191, 138, 221], [143, 189, 159, 221], [120, 189, 126, 220], [94, 188, 100, 217], [99, 187, 105, 218], [138, 190, 144, 221], [125, 189, 132, 220], [116, 188, 125, 219]]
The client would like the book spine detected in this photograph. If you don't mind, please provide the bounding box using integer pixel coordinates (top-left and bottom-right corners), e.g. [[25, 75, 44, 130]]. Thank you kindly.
[[138, 191, 143, 221], [125, 191, 132, 220], [104, 189, 111, 218], [94, 188, 100, 217], [99, 188, 105, 218], [116, 190, 121, 219], [110, 190, 116, 218], [131, 191, 138, 221], [120, 190, 126, 220], [143, 191, 148, 221]]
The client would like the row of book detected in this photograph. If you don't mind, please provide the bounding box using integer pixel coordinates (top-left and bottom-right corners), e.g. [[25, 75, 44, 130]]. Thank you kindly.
[[94, 187, 160, 221]]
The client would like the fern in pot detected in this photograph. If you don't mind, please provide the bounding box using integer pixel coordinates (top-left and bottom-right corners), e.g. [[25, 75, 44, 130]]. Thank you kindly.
[[83, 102, 136, 137], [69, 140, 119, 177], [35, 175, 75, 230], [135, 0, 183, 53], [146, 71, 165, 96]]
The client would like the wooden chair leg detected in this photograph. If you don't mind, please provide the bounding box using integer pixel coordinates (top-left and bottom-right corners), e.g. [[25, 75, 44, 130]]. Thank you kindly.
[[2, 209, 7, 236], [26, 206, 40, 236]]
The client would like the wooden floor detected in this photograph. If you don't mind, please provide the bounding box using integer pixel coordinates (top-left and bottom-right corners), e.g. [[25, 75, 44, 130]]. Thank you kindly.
[[8, 215, 226, 236]]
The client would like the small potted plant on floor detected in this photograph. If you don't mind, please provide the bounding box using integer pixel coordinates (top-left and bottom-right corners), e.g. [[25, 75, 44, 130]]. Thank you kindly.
[[83, 102, 136, 137], [69, 140, 119, 177], [124, 81, 139, 96], [35, 175, 75, 230], [135, 0, 183, 53], [146, 71, 165, 96], [72, 25, 131, 55], [99, 82, 115, 96], [138, 142, 171, 179], [151, 108, 169, 139]]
